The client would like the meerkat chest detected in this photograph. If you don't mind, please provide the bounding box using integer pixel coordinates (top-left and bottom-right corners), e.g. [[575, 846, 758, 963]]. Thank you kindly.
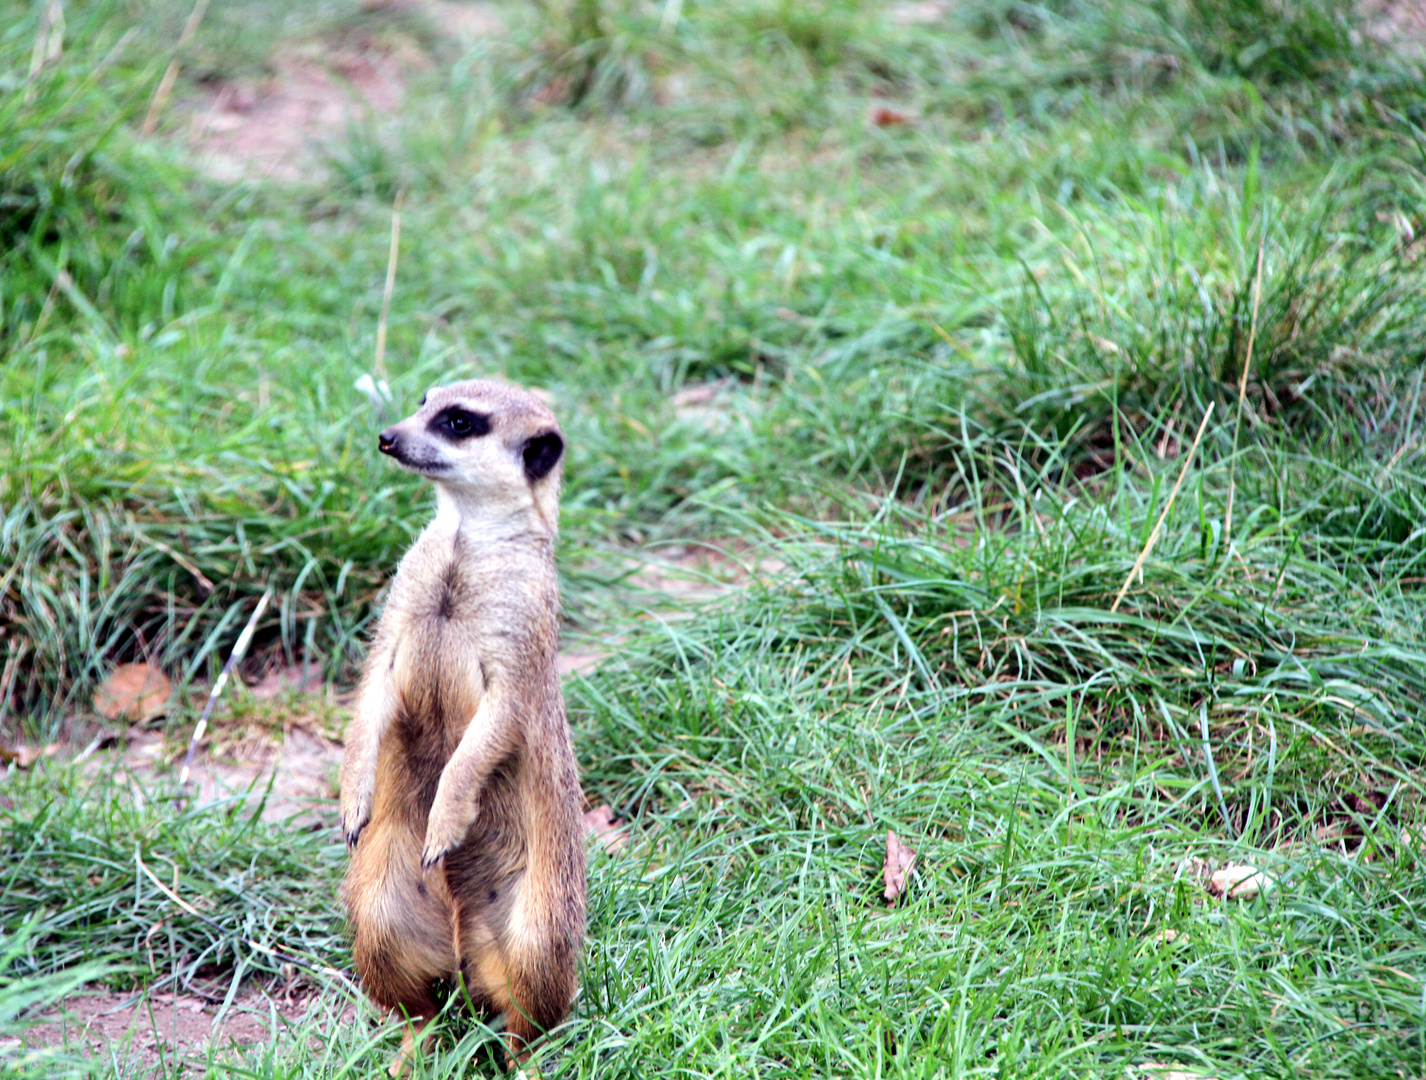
[[388, 555, 493, 738]]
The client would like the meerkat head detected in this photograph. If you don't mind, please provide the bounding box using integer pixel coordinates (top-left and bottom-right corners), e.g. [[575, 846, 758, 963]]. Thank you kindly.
[[377, 379, 564, 536]]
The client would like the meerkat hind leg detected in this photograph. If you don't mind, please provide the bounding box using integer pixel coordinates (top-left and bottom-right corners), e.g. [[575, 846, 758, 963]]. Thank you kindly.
[[450, 901, 534, 1068], [455, 903, 575, 1069]]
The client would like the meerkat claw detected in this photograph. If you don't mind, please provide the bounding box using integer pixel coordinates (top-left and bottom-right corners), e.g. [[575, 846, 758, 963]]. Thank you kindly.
[[342, 810, 369, 848]]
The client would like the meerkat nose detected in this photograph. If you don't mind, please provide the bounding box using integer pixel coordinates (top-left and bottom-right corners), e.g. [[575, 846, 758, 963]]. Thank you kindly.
[[378, 429, 399, 455]]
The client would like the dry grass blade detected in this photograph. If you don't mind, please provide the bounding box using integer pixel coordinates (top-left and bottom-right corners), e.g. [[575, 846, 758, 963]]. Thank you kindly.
[[140, 0, 210, 135], [1110, 402, 1214, 613], [373, 190, 404, 380], [1223, 242, 1265, 542], [27, 0, 64, 83]]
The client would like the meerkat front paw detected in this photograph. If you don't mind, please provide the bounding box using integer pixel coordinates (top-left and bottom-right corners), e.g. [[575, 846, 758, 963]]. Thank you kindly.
[[339, 770, 374, 848], [341, 796, 372, 849], [339, 748, 378, 847], [342, 804, 370, 844], [421, 794, 475, 868]]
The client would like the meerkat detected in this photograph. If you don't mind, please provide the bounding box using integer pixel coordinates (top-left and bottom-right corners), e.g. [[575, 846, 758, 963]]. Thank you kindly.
[[338, 379, 586, 1071]]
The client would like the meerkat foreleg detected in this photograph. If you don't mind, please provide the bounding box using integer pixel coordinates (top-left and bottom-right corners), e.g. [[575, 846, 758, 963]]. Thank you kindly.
[[339, 643, 399, 847], [419, 690, 520, 868]]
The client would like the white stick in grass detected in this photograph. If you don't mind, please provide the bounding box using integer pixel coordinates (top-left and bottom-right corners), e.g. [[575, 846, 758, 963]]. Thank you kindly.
[[373, 191, 404, 380], [179, 587, 273, 789], [1110, 403, 1215, 614]]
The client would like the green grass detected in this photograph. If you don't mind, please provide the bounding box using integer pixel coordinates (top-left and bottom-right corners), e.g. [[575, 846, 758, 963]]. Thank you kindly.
[[2, 0, 1426, 1075]]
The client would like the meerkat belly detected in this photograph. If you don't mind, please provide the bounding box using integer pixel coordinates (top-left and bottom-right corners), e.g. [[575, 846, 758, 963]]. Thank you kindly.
[[383, 610, 487, 819], [444, 754, 527, 935]]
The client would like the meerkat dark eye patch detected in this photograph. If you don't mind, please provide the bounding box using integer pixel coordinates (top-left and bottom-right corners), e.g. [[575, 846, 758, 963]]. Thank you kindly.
[[430, 406, 491, 441], [522, 431, 563, 483]]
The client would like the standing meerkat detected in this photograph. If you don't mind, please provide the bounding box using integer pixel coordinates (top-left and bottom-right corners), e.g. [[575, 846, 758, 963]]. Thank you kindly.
[[339, 379, 585, 1070]]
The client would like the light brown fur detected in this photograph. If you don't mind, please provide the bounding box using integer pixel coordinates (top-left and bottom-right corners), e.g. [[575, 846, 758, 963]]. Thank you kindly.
[[339, 380, 585, 1069]]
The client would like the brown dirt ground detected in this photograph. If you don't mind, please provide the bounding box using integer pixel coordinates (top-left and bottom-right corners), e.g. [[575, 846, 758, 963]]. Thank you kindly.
[[8, 987, 343, 1073], [558, 538, 788, 674], [119, 722, 344, 827], [1363, 0, 1426, 56], [188, 0, 502, 182], [193, 47, 407, 183]]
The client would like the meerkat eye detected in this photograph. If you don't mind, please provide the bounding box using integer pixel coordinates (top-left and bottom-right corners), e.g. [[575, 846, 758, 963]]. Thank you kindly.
[[431, 406, 491, 441]]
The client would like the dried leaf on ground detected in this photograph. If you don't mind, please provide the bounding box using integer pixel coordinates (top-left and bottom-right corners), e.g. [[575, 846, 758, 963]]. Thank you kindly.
[[582, 804, 627, 854], [1207, 864, 1275, 899], [883, 830, 917, 903], [94, 662, 172, 722], [0, 743, 59, 768], [670, 379, 730, 409]]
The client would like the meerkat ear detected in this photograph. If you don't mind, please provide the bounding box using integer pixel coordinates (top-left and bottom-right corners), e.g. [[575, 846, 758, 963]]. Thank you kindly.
[[522, 431, 564, 483]]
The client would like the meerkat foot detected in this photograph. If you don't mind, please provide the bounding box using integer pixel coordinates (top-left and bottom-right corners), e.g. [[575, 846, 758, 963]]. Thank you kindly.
[[503, 1039, 532, 1072], [388, 1020, 432, 1078]]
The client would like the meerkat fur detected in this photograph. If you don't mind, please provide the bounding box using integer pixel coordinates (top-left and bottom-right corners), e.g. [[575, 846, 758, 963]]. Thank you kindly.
[[339, 379, 585, 1070]]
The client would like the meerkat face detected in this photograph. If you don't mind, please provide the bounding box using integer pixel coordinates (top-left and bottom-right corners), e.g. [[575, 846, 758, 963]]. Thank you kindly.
[[377, 379, 564, 528]]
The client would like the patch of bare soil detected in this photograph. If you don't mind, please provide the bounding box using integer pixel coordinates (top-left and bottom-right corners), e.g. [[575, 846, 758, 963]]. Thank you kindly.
[[188, 1, 503, 182], [192, 46, 408, 182], [626, 540, 784, 605], [889, 0, 950, 24], [557, 645, 614, 678], [557, 539, 786, 677], [9, 987, 329, 1072], [1363, 0, 1426, 57], [424, 0, 504, 41], [127, 724, 344, 828], [83, 663, 347, 828]]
